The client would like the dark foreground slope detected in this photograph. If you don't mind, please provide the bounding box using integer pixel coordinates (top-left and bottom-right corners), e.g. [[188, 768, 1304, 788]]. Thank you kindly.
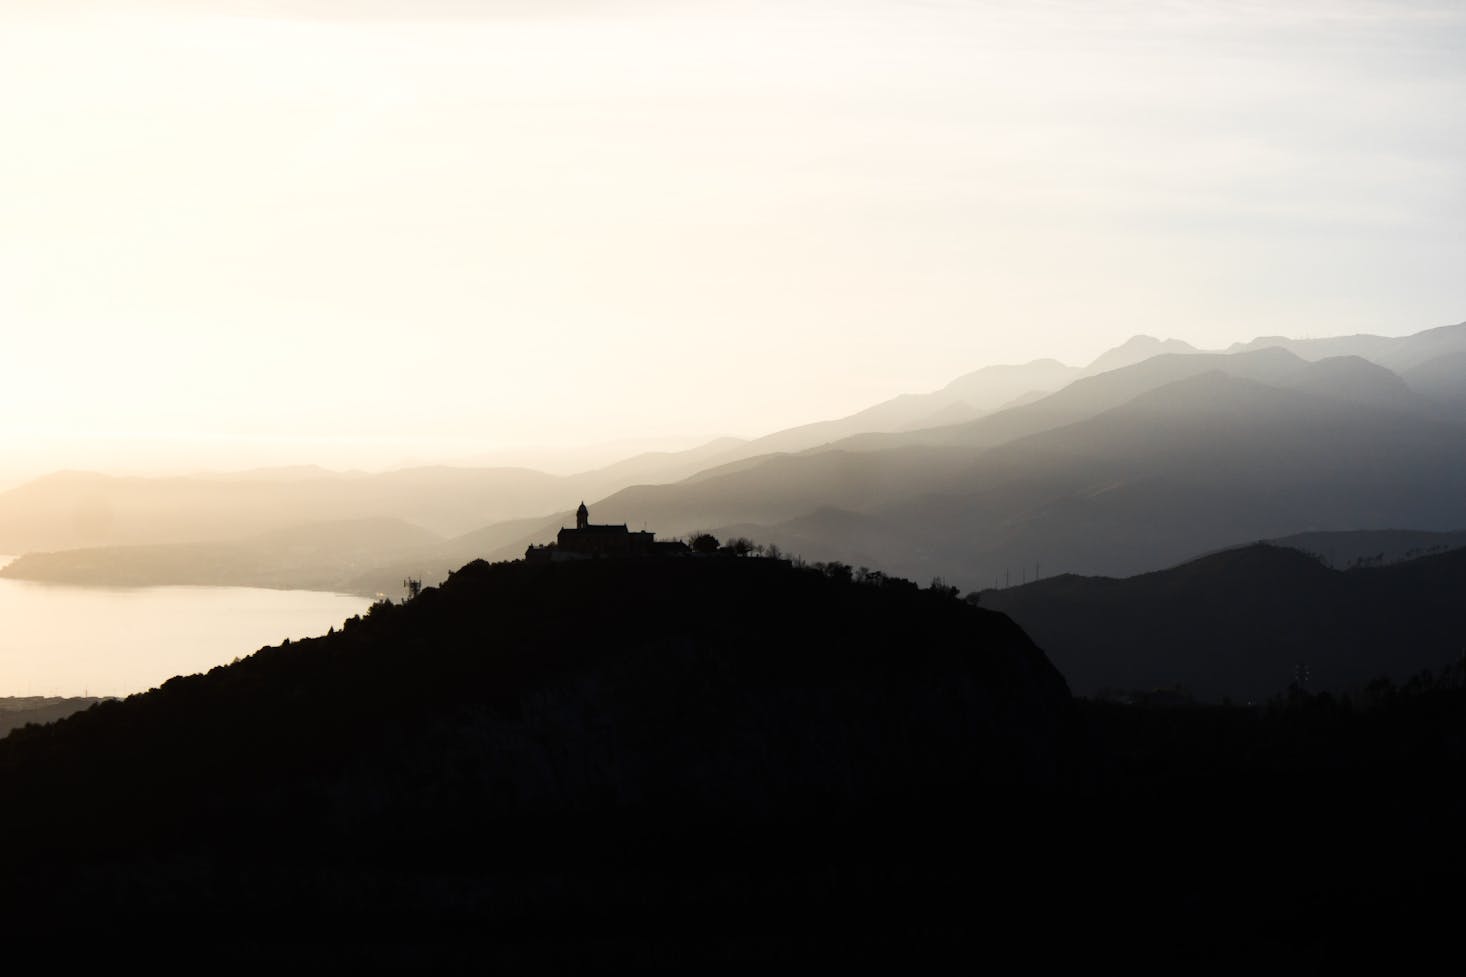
[[983, 543, 1466, 701], [6, 556, 1466, 971]]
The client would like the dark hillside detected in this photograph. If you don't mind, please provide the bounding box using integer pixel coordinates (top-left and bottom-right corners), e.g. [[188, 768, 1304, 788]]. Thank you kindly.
[[4, 555, 1466, 968], [983, 543, 1466, 700]]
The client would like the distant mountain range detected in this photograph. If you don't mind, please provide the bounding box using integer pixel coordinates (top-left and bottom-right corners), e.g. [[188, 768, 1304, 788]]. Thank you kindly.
[[685, 332, 1209, 461], [587, 345, 1466, 588], [0, 697, 104, 739], [3, 320, 1464, 600], [1268, 527, 1466, 567], [1226, 319, 1466, 374], [0, 447, 735, 556]]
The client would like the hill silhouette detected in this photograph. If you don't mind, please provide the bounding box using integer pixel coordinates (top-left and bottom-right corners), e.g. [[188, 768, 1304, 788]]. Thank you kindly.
[[6, 553, 1466, 965], [981, 543, 1466, 701], [1, 556, 1070, 812], [0, 555, 1070, 948]]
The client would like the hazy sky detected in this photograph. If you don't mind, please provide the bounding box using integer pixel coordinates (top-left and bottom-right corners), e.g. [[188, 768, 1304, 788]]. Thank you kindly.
[[2, 0, 1462, 478]]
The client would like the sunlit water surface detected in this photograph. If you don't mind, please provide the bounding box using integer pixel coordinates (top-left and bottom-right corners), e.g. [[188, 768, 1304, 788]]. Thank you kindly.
[[0, 557, 373, 697]]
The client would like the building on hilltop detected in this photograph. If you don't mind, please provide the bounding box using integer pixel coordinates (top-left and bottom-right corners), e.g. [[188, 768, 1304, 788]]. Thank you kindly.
[[524, 502, 690, 562]]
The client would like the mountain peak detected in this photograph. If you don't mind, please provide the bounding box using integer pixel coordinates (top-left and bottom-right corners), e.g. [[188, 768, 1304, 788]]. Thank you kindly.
[[1086, 335, 1201, 374], [1283, 356, 1435, 414], [938, 358, 1079, 401]]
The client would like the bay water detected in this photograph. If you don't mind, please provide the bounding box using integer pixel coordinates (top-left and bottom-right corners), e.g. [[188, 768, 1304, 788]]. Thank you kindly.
[[0, 557, 373, 697]]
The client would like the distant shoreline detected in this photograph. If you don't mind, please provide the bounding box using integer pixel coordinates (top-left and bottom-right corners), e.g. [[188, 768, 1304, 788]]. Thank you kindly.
[[0, 549, 388, 600], [0, 580, 373, 701]]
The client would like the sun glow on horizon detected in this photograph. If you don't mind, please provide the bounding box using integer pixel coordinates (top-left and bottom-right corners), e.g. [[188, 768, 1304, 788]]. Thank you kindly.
[[2, 0, 1462, 481]]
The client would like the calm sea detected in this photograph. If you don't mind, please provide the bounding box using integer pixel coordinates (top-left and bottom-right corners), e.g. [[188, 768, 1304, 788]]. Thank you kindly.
[[0, 557, 373, 697]]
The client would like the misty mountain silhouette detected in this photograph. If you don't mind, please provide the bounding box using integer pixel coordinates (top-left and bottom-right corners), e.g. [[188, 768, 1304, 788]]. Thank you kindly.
[[635, 333, 1205, 464], [829, 321, 1466, 460], [721, 358, 1085, 457], [1084, 333, 1201, 373], [574, 367, 1466, 588], [0, 447, 759, 556], [981, 542, 1466, 701], [1268, 527, 1466, 567], [1226, 318, 1466, 372], [1402, 350, 1466, 419], [1282, 354, 1443, 415], [831, 346, 1314, 453], [7, 322, 1466, 599]]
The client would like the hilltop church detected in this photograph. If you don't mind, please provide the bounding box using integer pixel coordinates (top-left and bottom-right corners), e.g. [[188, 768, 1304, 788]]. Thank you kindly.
[[524, 503, 688, 562]]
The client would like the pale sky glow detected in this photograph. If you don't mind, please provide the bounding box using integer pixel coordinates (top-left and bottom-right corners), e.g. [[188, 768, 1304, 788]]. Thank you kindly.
[[1, 0, 1463, 479]]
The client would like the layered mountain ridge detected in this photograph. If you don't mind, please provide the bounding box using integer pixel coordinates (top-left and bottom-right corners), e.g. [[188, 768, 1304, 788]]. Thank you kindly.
[[3, 320, 1464, 597]]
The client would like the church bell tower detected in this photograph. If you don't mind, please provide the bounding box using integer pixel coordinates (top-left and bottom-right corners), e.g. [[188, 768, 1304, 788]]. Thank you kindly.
[[576, 501, 589, 530]]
